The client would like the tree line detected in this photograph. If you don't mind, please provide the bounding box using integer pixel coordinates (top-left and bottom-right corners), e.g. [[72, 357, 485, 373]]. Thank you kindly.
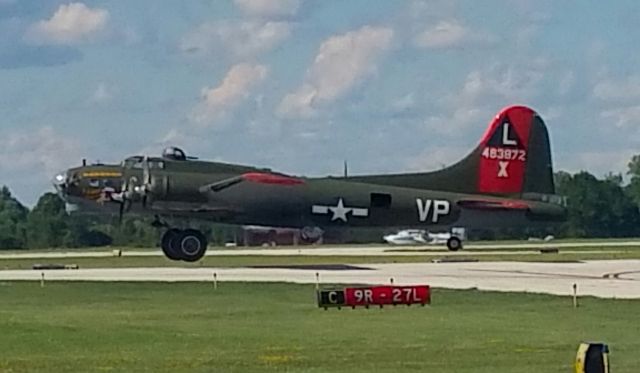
[[0, 186, 239, 250], [3, 156, 640, 249]]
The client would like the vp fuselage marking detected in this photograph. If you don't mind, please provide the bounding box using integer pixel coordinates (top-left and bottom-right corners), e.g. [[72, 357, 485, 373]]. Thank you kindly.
[[416, 199, 450, 223]]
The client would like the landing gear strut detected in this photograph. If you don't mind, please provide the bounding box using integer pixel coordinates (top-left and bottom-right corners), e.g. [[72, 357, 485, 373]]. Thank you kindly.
[[160, 228, 208, 262]]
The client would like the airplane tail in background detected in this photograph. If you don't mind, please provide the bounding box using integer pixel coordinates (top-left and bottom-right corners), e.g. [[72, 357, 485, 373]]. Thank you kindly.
[[474, 105, 554, 196], [349, 105, 556, 198]]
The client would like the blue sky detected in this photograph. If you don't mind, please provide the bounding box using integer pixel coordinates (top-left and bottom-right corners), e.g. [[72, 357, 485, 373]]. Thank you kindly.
[[2, 0, 640, 205]]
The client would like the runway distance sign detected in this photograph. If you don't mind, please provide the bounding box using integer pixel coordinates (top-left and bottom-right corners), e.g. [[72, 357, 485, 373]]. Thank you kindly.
[[317, 285, 430, 309]]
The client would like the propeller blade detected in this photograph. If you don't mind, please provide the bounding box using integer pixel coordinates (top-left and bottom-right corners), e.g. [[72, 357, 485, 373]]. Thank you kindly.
[[118, 200, 125, 225], [143, 156, 151, 186]]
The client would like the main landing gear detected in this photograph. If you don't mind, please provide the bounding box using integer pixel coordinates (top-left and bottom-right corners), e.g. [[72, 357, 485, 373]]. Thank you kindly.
[[446, 236, 463, 251], [161, 228, 208, 262]]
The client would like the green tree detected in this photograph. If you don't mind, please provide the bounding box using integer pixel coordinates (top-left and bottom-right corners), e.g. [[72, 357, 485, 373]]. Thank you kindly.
[[63, 215, 113, 248], [26, 193, 68, 248], [0, 186, 28, 249], [110, 217, 159, 247], [628, 155, 640, 177], [625, 154, 640, 206], [556, 171, 640, 238]]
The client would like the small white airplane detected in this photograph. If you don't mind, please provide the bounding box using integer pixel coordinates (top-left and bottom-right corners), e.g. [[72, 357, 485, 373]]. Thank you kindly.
[[383, 229, 454, 246]]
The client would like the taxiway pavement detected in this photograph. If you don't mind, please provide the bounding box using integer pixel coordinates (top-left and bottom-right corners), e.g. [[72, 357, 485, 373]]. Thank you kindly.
[[1, 260, 640, 299]]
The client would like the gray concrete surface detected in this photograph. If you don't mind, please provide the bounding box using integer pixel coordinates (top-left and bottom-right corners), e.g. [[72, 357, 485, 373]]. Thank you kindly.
[[0, 240, 637, 260], [2, 260, 640, 299]]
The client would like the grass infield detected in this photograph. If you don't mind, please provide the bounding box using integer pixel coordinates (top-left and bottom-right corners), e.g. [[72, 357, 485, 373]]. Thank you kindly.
[[0, 281, 638, 372]]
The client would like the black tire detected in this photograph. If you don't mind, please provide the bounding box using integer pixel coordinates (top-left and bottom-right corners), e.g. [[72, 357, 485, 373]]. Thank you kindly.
[[161, 229, 183, 261], [176, 229, 208, 262], [446, 237, 462, 251]]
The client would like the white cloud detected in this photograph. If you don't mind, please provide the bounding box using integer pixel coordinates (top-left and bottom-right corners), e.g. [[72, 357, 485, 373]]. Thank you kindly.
[[414, 20, 464, 49], [593, 75, 640, 102], [460, 62, 546, 102], [423, 106, 488, 137], [390, 93, 416, 113], [0, 126, 83, 176], [181, 20, 291, 60], [601, 105, 640, 129], [559, 149, 636, 177], [138, 129, 202, 158], [277, 25, 394, 119], [89, 82, 114, 104], [423, 62, 547, 135], [593, 75, 640, 132], [404, 146, 470, 172], [233, 0, 301, 18], [190, 63, 268, 126], [25, 3, 109, 45], [0, 126, 85, 205], [557, 71, 575, 96], [414, 20, 495, 49]]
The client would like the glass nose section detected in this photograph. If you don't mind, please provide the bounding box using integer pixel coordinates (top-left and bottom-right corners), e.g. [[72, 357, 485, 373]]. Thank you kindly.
[[53, 172, 67, 186], [52, 170, 69, 197]]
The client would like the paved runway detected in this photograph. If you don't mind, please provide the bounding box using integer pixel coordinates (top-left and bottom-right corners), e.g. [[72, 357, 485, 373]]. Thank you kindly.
[[2, 260, 640, 299], [0, 240, 637, 259]]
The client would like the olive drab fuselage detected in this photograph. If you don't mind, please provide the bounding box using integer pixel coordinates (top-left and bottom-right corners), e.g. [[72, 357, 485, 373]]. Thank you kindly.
[[54, 105, 567, 261], [57, 154, 565, 230]]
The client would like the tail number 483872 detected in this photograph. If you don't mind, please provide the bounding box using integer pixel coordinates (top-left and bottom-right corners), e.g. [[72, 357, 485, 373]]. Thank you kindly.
[[482, 147, 526, 162]]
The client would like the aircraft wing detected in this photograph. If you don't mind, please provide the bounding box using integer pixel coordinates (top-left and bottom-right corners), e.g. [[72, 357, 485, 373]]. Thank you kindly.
[[148, 202, 235, 213], [200, 172, 305, 194]]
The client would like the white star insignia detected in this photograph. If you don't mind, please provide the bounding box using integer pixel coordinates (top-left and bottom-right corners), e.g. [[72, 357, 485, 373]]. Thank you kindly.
[[329, 198, 351, 222], [311, 198, 369, 222]]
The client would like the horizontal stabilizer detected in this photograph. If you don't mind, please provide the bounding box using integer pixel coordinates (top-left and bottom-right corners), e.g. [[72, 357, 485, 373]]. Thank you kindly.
[[457, 199, 530, 211]]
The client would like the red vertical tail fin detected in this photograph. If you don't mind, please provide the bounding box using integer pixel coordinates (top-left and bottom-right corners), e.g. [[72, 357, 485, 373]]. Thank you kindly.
[[477, 105, 537, 195]]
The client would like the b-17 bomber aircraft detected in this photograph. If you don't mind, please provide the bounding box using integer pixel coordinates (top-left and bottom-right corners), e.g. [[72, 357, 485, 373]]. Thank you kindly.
[[54, 105, 566, 262]]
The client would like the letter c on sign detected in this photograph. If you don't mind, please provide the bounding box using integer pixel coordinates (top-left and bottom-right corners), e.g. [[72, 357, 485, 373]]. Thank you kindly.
[[329, 291, 337, 303]]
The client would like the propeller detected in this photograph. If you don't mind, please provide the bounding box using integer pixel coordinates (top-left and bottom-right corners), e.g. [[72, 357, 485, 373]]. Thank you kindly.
[[118, 198, 126, 225], [131, 156, 156, 209], [137, 156, 152, 208], [116, 177, 134, 224], [114, 156, 158, 224]]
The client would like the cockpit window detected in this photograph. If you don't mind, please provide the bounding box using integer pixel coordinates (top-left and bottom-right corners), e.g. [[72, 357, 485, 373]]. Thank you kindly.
[[162, 147, 187, 161], [121, 157, 164, 170], [122, 156, 144, 168], [150, 161, 165, 169]]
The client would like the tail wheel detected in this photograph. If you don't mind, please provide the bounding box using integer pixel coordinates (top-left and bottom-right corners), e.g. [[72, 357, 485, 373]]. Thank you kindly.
[[177, 229, 208, 262], [161, 229, 182, 261], [446, 237, 462, 251]]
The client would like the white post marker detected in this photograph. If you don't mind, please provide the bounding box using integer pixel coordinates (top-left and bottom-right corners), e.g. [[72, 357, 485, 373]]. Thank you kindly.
[[40, 272, 45, 288], [573, 283, 578, 308], [213, 272, 218, 290], [315, 272, 320, 290]]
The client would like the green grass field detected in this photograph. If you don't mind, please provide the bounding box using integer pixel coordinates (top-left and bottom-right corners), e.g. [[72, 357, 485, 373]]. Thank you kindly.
[[0, 281, 638, 372]]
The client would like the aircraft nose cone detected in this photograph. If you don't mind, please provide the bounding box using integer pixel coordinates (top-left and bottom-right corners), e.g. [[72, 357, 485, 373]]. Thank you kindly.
[[52, 171, 69, 198]]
